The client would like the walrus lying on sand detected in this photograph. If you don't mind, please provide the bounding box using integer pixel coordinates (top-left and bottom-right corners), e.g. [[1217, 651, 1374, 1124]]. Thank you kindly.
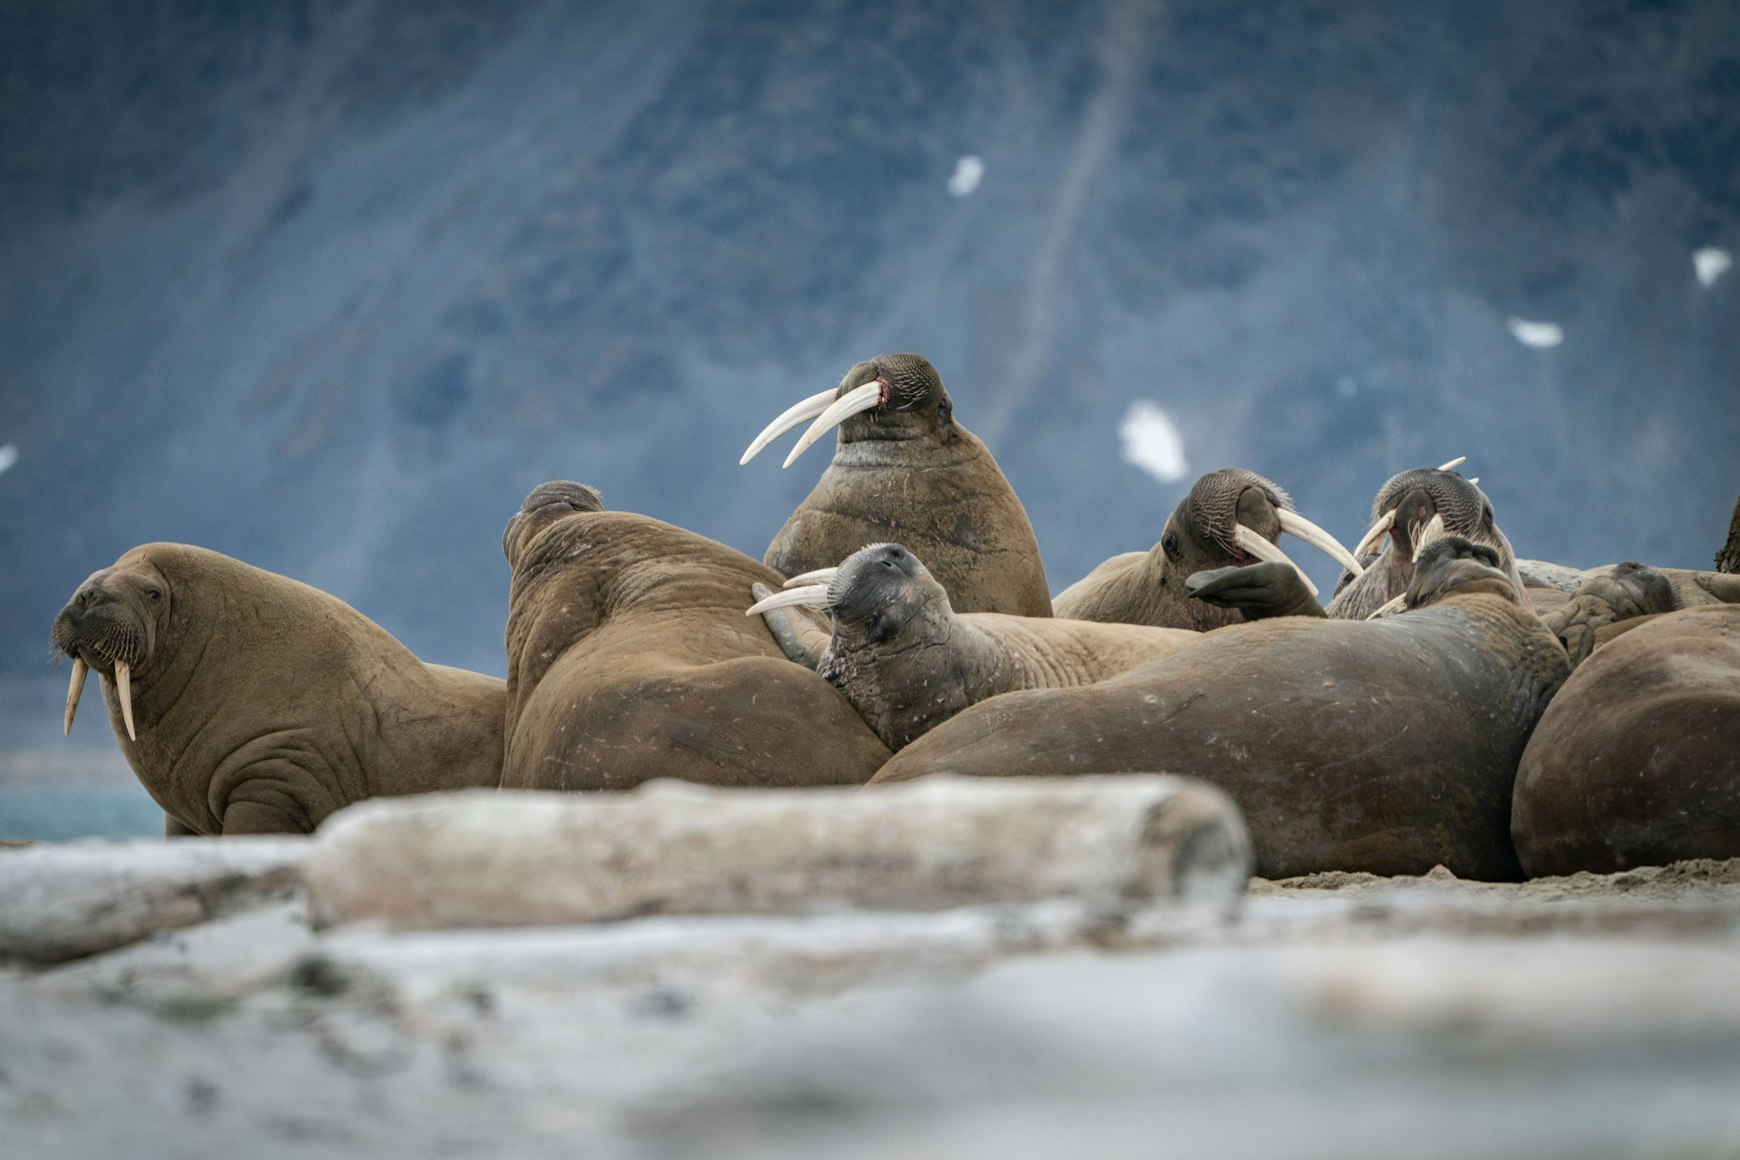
[[746, 542, 1203, 750], [1513, 603, 1740, 877], [501, 482, 890, 791], [741, 353, 1053, 617], [871, 537, 1571, 881], [1051, 468, 1361, 630], [51, 544, 505, 835]]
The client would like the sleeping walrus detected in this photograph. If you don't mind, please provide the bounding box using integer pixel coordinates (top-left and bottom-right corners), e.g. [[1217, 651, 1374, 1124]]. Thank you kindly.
[[1051, 468, 1360, 629], [501, 482, 890, 790], [51, 544, 505, 835], [740, 353, 1053, 617], [746, 542, 1203, 750], [871, 537, 1571, 881]]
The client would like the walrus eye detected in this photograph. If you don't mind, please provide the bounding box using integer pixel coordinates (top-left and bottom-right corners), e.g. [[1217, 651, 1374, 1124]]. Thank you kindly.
[[1162, 531, 1182, 562], [146, 587, 162, 603]]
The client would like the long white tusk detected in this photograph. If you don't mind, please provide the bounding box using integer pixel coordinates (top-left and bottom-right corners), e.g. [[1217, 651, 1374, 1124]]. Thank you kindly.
[[783, 566, 839, 589], [746, 584, 833, 617], [1352, 508, 1396, 560], [1277, 509, 1365, 578], [115, 660, 137, 742], [1411, 513, 1447, 562], [64, 657, 88, 736], [740, 388, 838, 465], [782, 381, 882, 469], [1367, 592, 1408, 620], [1437, 456, 1467, 472], [1234, 525, 1319, 598]]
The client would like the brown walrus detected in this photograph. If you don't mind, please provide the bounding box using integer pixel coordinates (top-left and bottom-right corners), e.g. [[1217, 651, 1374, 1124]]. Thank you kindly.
[[1536, 562, 1740, 666], [870, 537, 1571, 881], [1050, 468, 1361, 630], [739, 353, 1053, 617], [1512, 604, 1740, 877], [745, 542, 1203, 750], [501, 482, 890, 790], [1327, 462, 1527, 619], [50, 544, 505, 835]]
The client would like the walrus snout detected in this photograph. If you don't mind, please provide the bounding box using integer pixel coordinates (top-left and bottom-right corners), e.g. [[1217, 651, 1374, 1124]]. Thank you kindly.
[[51, 573, 154, 741], [1403, 536, 1510, 609]]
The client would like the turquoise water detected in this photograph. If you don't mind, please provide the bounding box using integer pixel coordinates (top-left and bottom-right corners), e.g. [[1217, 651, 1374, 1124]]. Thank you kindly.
[[0, 787, 166, 841]]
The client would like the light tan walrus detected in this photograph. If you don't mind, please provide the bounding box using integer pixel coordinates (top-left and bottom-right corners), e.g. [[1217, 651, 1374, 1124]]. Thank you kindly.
[[52, 544, 505, 835]]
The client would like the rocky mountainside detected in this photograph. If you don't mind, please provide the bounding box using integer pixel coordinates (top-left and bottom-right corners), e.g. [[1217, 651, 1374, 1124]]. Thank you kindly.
[[3, 0, 1736, 677]]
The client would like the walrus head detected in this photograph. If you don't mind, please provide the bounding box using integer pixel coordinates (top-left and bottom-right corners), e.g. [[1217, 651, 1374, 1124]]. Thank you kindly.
[[740, 354, 954, 468], [502, 481, 605, 570], [1329, 462, 1525, 618], [50, 560, 172, 740], [746, 542, 947, 649], [1160, 469, 1362, 602], [1541, 562, 1680, 665], [1399, 536, 1514, 611]]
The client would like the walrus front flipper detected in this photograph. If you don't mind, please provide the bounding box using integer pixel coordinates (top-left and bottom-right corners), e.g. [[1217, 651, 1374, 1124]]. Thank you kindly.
[[749, 582, 828, 669], [1187, 563, 1326, 620]]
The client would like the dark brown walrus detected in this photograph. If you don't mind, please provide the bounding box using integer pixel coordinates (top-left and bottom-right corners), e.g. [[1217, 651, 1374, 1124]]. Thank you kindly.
[[1051, 468, 1361, 630], [870, 537, 1572, 881], [746, 542, 1203, 750], [50, 544, 505, 835], [739, 354, 1053, 617], [501, 482, 890, 791], [1512, 604, 1740, 877]]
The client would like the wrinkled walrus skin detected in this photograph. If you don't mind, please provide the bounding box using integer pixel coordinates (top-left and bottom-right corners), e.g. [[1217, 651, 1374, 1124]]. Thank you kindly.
[[502, 482, 890, 791], [50, 544, 505, 835], [871, 538, 1570, 881], [1512, 604, 1740, 878]]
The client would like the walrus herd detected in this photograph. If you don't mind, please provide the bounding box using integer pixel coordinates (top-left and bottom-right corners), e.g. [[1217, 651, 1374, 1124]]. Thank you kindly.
[[49, 353, 1740, 882]]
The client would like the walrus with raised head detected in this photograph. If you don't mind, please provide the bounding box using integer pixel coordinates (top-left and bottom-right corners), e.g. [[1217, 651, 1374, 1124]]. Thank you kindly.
[[746, 542, 1204, 750], [1051, 468, 1362, 629], [871, 537, 1571, 881], [1512, 603, 1740, 877], [740, 354, 1053, 617], [502, 482, 890, 791], [51, 544, 505, 835]]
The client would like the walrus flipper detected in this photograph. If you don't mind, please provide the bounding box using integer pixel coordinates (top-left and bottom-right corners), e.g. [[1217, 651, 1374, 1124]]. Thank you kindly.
[[1186, 563, 1326, 620], [749, 582, 828, 669]]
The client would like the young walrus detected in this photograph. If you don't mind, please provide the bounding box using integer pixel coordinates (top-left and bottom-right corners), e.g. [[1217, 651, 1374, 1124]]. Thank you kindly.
[[1051, 468, 1362, 630], [51, 544, 505, 836], [747, 543, 1203, 750], [740, 353, 1053, 617], [870, 537, 1572, 881]]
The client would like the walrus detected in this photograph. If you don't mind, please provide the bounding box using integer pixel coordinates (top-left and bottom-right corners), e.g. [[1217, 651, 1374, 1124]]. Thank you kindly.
[[870, 537, 1571, 881], [1327, 462, 1527, 619], [745, 542, 1204, 750], [1050, 468, 1362, 629], [1542, 561, 1740, 666], [50, 544, 505, 835], [740, 353, 1053, 617], [1512, 604, 1740, 877], [501, 481, 890, 790]]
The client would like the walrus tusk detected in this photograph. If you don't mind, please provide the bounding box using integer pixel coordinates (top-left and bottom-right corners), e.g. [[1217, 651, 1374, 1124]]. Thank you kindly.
[[1367, 592, 1408, 620], [740, 388, 837, 465], [746, 583, 833, 617], [1410, 514, 1448, 562], [1233, 525, 1320, 598], [783, 566, 840, 588], [115, 660, 137, 742], [783, 381, 883, 468], [1437, 456, 1467, 472], [1276, 510, 1365, 578], [1353, 508, 1396, 560], [63, 657, 88, 736], [1467, 476, 1479, 486]]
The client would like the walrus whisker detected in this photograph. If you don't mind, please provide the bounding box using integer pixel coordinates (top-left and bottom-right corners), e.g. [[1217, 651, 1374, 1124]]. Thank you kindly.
[[114, 660, 137, 742], [1367, 592, 1408, 619], [1234, 526, 1319, 597], [1353, 508, 1396, 560], [746, 584, 833, 617], [783, 381, 883, 468], [63, 657, 88, 736], [1437, 456, 1467, 471], [1276, 509, 1365, 578], [1411, 514, 1448, 562], [740, 387, 837, 465], [783, 566, 840, 589]]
